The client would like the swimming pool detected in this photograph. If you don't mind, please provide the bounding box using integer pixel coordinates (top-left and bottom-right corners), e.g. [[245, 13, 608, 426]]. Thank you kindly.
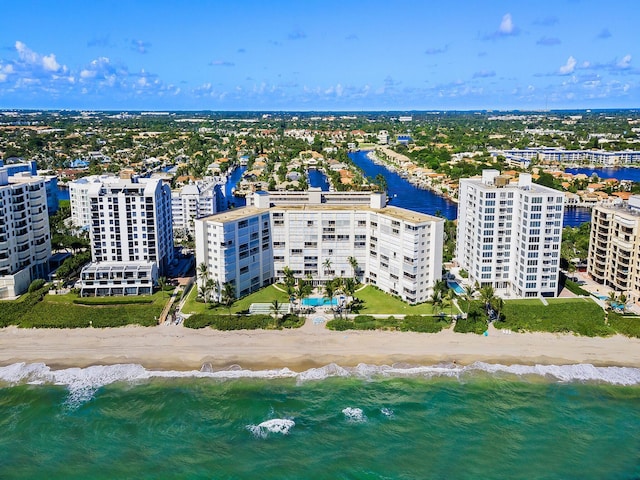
[[302, 297, 339, 307], [447, 281, 466, 295]]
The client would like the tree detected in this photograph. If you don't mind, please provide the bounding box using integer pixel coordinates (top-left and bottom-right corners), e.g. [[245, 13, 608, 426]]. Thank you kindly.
[[429, 288, 444, 314], [157, 276, 168, 296], [282, 266, 295, 288], [323, 258, 333, 277], [270, 299, 281, 326], [221, 282, 236, 319], [324, 282, 335, 304], [445, 288, 456, 319], [198, 262, 209, 287], [348, 256, 359, 280]]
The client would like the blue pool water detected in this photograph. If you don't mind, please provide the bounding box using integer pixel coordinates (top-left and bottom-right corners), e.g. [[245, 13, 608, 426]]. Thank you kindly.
[[447, 281, 466, 295], [302, 297, 338, 307]]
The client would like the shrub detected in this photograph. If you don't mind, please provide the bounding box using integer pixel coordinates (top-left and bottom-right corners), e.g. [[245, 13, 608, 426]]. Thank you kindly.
[[563, 280, 589, 296], [184, 314, 277, 330], [326, 319, 353, 331], [454, 302, 488, 334], [401, 315, 451, 333], [73, 297, 154, 305], [28, 279, 46, 293]]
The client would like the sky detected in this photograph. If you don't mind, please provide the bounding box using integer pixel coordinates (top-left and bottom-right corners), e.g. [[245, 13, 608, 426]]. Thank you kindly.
[[0, 0, 638, 111]]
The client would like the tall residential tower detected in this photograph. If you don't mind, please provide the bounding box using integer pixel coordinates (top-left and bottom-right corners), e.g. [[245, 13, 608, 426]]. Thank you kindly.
[[456, 170, 564, 298]]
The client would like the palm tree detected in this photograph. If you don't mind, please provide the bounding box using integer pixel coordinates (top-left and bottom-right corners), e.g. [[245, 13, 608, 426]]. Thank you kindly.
[[324, 282, 335, 304], [205, 278, 217, 304], [270, 299, 281, 326], [445, 288, 456, 319], [348, 256, 359, 280], [463, 283, 478, 318], [429, 288, 443, 314], [157, 276, 167, 296], [282, 266, 295, 288], [198, 262, 209, 288], [606, 291, 617, 310], [479, 285, 496, 317], [323, 258, 333, 278], [221, 281, 236, 319]]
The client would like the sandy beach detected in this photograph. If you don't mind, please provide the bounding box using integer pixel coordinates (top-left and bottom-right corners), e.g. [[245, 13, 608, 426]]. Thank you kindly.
[[1, 323, 640, 370]]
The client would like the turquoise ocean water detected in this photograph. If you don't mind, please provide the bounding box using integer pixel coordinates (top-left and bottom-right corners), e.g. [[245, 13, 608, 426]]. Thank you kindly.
[[1, 362, 639, 479]]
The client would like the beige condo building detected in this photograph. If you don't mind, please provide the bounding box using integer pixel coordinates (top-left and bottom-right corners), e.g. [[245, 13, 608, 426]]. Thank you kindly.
[[588, 196, 640, 304]]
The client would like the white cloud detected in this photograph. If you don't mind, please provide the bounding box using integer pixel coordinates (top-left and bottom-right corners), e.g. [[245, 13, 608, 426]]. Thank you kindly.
[[499, 14, 515, 34], [617, 54, 632, 69], [15, 41, 62, 72], [42, 54, 60, 72], [559, 56, 577, 75]]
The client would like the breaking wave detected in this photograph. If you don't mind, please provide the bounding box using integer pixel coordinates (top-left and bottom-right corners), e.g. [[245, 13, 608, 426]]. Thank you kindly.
[[0, 361, 639, 408]]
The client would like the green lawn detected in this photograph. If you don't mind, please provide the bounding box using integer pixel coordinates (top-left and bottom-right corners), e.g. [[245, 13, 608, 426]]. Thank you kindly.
[[608, 312, 640, 338], [2, 288, 168, 328], [354, 285, 459, 315], [182, 284, 290, 315], [499, 297, 613, 337]]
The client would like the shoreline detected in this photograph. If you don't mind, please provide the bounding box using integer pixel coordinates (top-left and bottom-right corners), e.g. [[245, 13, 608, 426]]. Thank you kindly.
[[2, 324, 640, 371]]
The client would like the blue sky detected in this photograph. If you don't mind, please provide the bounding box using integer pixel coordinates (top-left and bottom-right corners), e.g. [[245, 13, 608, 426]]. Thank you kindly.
[[0, 0, 637, 110]]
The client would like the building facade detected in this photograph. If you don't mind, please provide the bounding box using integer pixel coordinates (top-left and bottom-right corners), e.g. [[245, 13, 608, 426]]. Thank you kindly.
[[78, 177, 174, 296], [195, 191, 444, 304], [456, 170, 564, 298], [0, 168, 51, 298], [588, 196, 640, 304], [171, 178, 222, 236], [68, 174, 120, 228]]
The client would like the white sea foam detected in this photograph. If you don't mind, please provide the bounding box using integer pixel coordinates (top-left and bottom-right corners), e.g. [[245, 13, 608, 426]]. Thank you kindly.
[[247, 418, 295, 438], [342, 407, 366, 422], [0, 360, 639, 407], [380, 407, 394, 417]]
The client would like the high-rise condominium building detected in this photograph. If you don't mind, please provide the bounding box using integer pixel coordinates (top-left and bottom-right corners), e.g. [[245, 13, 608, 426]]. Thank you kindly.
[[0, 168, 51, 298], [68, 174, 121, 228], [588, 196, 640, 304], [78, 176, 174, 296], [171, 178, 223, 236], [456, 170, 564, 298], [195, 190, 444, 304]]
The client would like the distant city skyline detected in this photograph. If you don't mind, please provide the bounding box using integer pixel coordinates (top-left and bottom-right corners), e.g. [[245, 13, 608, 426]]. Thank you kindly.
[[0, 0, 638, 111]]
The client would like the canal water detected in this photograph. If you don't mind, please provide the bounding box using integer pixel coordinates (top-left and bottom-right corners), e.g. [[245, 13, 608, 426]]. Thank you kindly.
[[348, 150, 592, 227], [308, 168, 330, 190], [565, 166, 640, 182], [348, 150, 458, 219]]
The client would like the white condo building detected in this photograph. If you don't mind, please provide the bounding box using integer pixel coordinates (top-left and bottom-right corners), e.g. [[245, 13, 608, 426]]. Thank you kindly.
[[195, 190, 444, 304], [78, 176, 174, 296], [0, 168, 51, 298], [69, 174, 120, 228], [456, 170, 564, 298], [171, 178, 222, 236]]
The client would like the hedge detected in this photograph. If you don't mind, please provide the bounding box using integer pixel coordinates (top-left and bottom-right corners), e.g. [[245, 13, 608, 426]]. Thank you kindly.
[[73, 297, 154, 305], [326, 314, 450, 332], [184, 313, 304, 330]]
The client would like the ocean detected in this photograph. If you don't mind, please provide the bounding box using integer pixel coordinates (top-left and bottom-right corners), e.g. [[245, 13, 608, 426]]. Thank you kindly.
[[1, 362, 639, 479]]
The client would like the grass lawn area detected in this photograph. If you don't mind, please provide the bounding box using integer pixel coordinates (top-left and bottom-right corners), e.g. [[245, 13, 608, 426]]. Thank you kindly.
[[182, 284, 290, 315], [354, 285, 460, 315], [608, 312, 640, 338], [499, 297, 613, 337], [1, 288, 169, 328]]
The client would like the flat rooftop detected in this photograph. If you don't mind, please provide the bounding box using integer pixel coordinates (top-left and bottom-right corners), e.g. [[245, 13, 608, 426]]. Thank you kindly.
[[199, 204, 442, 225]]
